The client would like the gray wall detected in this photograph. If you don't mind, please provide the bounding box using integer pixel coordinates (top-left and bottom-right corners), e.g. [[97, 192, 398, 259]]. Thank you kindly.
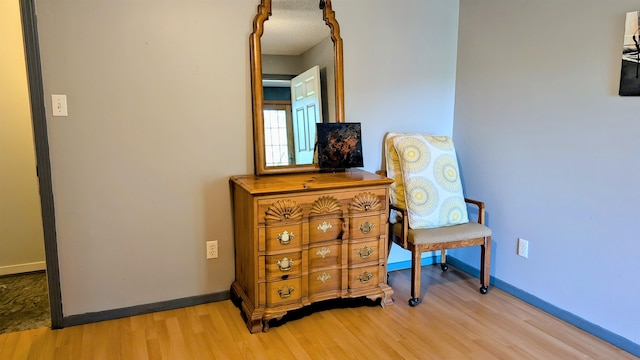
[[454, 0, 640, 345], [36, 0, 255, 315], [35, 0, 459, 317]]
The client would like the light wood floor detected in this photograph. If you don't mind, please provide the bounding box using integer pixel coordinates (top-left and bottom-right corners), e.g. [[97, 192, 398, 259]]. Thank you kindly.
[[0, 265, 636, 359]]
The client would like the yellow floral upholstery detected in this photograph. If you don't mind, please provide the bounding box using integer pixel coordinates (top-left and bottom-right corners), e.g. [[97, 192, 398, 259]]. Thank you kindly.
[[383, 132, 408, 210], [391, 134, 469, 229]]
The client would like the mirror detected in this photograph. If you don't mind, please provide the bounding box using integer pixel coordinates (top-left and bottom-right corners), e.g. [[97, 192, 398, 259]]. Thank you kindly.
[[251, 0, 344, 175]]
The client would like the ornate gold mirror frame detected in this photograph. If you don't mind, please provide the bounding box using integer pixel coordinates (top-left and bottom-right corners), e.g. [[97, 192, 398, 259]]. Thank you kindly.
[[250, 0, 344, 175]]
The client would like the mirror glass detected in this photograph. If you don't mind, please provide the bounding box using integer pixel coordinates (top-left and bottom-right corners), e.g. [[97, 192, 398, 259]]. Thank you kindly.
[[251, 0, 344, 175]]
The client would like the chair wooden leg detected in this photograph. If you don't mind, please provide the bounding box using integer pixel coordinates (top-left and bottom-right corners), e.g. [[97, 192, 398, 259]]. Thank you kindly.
[[479, 236, 491, 294], [410, 246, 421, 306], [440, 249, 448, 271]]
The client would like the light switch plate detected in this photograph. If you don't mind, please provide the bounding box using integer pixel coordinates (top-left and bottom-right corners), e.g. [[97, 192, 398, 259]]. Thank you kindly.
[[51, 94, 68, 116]]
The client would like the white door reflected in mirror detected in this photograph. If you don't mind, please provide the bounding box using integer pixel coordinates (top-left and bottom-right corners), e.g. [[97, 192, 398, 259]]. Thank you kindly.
[[263, 65, 322, 167], [291, 65, 322, 165]]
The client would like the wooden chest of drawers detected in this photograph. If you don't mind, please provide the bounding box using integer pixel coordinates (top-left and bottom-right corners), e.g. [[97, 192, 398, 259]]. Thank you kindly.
[[230, 170, 394, 333]]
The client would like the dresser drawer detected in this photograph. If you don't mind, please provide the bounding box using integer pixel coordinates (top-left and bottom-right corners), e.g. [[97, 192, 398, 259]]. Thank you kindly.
[[265, 252, 302, 280], [348, 265, 379, 290], [258, 198, 304, 224], [309, 242, 341, 270], [349, 215, 380, 240], [264, 223, 302, 252], [309, 216, 343, 243], [266, 278, 302, 305], [309, 269, 341, 294], [348, 240, 380, 265]]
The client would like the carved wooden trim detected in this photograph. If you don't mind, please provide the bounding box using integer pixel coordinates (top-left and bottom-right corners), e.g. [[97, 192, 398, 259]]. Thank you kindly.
[[349, 192, 382, 212], [250, 0, 270, 176], [309, 196, 342, 216], [323, 0, 344, 123], [265, 199, 303, 222], [251, 0, 345, 175]]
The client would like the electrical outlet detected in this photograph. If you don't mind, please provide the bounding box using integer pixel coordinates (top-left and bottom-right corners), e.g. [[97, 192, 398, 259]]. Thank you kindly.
[[206, 240, 218, 259], [517, 238, 529, 258]]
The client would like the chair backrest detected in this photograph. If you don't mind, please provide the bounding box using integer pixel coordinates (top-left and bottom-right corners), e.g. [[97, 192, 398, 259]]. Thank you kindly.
[[383, 133, 469, 229]]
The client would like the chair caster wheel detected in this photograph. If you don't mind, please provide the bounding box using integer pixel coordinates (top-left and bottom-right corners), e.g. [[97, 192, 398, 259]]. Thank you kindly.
[[440, 264, 448, 272], [479, 286, 488, 294], [408, 298, 419, 307]]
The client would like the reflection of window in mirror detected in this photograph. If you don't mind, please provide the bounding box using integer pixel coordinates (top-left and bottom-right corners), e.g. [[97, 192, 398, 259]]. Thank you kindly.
[[263, 103, 293, 166]]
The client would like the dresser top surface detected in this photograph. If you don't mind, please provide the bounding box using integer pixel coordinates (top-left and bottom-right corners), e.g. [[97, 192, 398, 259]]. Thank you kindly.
[[230, 170, 393, 195]]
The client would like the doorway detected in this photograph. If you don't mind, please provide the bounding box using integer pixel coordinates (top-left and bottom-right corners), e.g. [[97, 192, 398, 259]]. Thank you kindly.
[[0, 0, 49, 334], [0, 0, 64, 330]]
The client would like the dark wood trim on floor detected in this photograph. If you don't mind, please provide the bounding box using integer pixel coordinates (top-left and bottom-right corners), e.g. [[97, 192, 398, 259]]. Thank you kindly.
[[62, 291, 231, 328]]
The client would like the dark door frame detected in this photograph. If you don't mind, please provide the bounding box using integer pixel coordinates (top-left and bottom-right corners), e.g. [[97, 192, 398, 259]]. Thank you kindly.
[[19, 0, 63, 329]]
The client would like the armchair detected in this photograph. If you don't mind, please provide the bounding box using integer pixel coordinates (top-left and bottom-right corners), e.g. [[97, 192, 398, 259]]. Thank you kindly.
[[382, 133, 491, 306]]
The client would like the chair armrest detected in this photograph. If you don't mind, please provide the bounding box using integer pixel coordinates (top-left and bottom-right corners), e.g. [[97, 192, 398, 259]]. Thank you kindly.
[[389, 203, 410, 248], [464, 198, 486, 225], [389, 203, 406, 214]]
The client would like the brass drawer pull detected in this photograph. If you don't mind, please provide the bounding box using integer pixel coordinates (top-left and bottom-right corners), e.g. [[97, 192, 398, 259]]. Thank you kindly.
[[359, 221, 374, 234], [277, 230, 294, 245], [357, 272, 373, 284], [276, 257, 294, 271], [316, 272, 331, 284], [358, 246, 373, 259], [277, 285, 294, 298], [316, 247, 331, 259], [317, 221, 333, 233]]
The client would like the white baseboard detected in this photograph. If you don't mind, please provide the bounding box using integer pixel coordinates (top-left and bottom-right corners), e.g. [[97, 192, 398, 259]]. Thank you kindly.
[[0, 261, 46, 276]]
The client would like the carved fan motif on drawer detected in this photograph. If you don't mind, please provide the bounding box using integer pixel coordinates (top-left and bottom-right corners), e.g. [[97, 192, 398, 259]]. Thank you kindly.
[[349, 192, 382, 212], [310, 196, 342, 216], [265, 200, 303, 222]]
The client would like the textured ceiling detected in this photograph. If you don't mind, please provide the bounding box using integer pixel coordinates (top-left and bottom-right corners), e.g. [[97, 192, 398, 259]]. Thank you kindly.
[[261, 0, 330, 56]]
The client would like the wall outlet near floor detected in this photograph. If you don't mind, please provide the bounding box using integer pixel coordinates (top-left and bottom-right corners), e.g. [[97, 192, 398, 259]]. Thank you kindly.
[[517, 238, 529, 258], [206, 240, 218, 259]]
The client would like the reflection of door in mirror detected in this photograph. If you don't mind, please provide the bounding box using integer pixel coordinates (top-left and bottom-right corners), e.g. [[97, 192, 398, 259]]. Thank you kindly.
[[251, 0, 344, 175], [263, 66, 323, 166], [262, 37, 334, 124], [291, 65, 322, 165], [260, 0, 334, 166]]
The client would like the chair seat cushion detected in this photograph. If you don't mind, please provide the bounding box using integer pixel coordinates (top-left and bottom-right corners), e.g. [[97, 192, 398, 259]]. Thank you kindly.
[[393, 221, 491, 245]]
